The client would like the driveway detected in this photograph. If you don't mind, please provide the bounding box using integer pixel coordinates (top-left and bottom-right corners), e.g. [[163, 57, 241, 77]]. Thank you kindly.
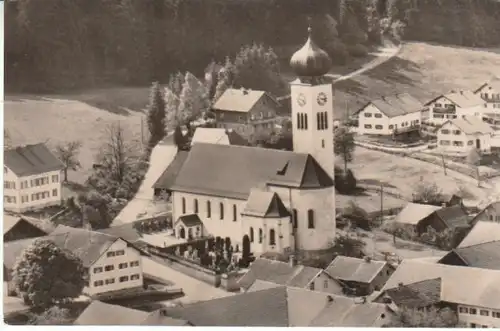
[[142, 257, 234, 304], [113, 136, 177, 225]]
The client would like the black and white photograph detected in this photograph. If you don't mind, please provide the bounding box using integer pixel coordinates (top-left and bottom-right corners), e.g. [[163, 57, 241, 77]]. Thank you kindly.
[[2, 0, 500, 327]]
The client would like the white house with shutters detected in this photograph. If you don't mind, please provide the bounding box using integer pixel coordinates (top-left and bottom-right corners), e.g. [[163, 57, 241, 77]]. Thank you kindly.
[[436, 115, 494, 154], [424, 90, 485, 126], [354, 93, 424, 136], [475, 78, 500, 111], [4, 143, 64, 213]]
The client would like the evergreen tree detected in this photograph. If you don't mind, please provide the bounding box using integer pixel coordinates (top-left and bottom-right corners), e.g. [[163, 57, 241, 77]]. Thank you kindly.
[[146, 81, 166, 148], [213, 57, 234, 102], [164, 87, 182, 130], [178, 72, 210, 130]]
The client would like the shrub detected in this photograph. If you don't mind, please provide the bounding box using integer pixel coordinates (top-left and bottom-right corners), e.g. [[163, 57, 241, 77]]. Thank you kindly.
[[347, 44, 369, 58], [335, 167, 358, 195], [241, 235, 251, 268]]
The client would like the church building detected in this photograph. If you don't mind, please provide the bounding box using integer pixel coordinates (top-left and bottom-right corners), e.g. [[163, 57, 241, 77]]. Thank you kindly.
[[159, 26, 336, 254]]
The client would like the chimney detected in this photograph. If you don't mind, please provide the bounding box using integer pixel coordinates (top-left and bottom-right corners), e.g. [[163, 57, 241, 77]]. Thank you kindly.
[[160, 309, 168, 316], [364, 256, 372, 263], [398, 282, 404, 289], [289, 254, 297, 267], [361, 296, 367, 304], [326, 295, 334, 303]]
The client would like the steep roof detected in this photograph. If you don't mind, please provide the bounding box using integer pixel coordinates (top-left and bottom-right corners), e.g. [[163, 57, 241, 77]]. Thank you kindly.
[[153, 151, 189, 190], [242, 189, 291, 218], [237, 258, 322, 291], [3, 214, 49, 237], [325, 256, 387, 284], [169, 143, 333, 200], [442, 240, 500, 270], [4, 143, 64, 177], [213, 88, 277, 113], [191, 128, 247, 147], [382, 260, 500, 310], [427, 90, 483, 108], [394, 203, 442, 225], [444, 115, 494, 135], [361, 93, 424, 118], [160, 285, 390, 327], [383, 278, 442, 309], [475, 78, 500, 94], [74, 301, 149, 325], [433, 205, 470, 229], [458, 220, 500, 248], [176, 214, 203, 227]]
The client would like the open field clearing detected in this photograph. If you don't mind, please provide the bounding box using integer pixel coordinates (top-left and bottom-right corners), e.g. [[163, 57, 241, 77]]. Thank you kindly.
[[332, 42, 500, 119], [4, 97, 145, 184]]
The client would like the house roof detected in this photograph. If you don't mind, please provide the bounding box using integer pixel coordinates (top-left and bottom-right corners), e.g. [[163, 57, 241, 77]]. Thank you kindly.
[[3, 214, 48, 236], [238, 258, 322, 290], [242, 189, 291, 218], [433, 205, 470, 229], [74, 301, 150, 325], [426, 90, 483, 108], [325, 256, 387, 284], [383, 278, 442, 309], [191, 128, 247, 147], [443, 115, 494, 135], [381, 260, 500, 310], [442, 240, 500, 270], [159, 285, 390, 327], [168, 143, 333, 200], [458, 220, 500, 248], [4, 225, 147, 270], [98, 222, 143, 243], [475, 78, 500, 94], [153, 151, 189, 190], [213, 88, 276, 113], [358, 93, 424, 118], [4, 143, 64, 177], [246, 279, 283, 292], [176, 214, 203, 227], [394, 203, 442, 225]]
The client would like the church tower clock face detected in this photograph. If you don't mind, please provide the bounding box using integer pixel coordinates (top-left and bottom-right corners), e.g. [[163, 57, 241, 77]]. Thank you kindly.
[[297, 93, 306, 107], [317, 92, 327, 106]]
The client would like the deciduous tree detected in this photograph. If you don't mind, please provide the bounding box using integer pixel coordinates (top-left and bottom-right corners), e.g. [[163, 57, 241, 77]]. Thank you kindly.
[[385, 307, 461, 328], [29, 306, 73, 325], [335, 125, 356, 173], [13, 239, 85, 311], [54, 141, 82, 182], [4, 129, 13, 150], [331, 233, 366, 258], [146, 81, 166, 148], [412, 181, 446, 206]]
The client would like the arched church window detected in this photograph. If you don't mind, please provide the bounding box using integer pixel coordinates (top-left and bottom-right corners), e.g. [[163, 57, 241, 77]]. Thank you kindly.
[[194, 199, 199, 213], [220, 202, 224, 220], [292, 209, 298, 229], [308, 209, 315, 229], [179, 227, 186, 239], [259, 228, 263, 243], [297, 113, 302, 130], [181, 197, 186, 214], [323, 112, 328, 130], [250, 227, 254, 242], [269, 229, 276, 246], [233, 204, 237, 222], [304, 114, 308, 130], [317, 113, 321, 130], [207, 201, 211, 218]]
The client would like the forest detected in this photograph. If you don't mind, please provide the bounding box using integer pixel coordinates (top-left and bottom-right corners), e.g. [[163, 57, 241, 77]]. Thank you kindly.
[[4, 0, 500, 93]]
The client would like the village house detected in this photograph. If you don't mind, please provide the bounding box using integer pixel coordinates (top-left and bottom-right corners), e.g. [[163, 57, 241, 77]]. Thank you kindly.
[[475, 78, 500, 111], [155, 27, 337, 255], [237, 257, 342, 295], [436, 115, 494, 154], [457, 220, 500, 248], [470, 201, 500, 225], [354, 93, 424, 139], [438, 240, 500, 270], [4, 143, 64, 213], [152, 284, 394, 327], [392, 202, 443, 234], [212, 88, 281, 137], [379, 260, 500, 328], [3, 214, 48, 242], [3, 225, 148, 297], [425, 90, 485, 126], [190, 127, 247, 147], [324, 256, 395, 296]]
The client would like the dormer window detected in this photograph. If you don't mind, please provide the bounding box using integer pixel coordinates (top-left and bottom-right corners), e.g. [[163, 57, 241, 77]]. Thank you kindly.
[[276, 162, 289, 176]]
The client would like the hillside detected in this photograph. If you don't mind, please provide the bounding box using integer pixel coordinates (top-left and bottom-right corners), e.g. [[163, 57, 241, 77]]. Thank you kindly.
[[332, 42, 500, 119]]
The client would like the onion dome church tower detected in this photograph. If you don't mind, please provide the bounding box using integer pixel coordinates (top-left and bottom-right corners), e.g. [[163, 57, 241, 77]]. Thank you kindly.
[[286, 24, 336, 252]]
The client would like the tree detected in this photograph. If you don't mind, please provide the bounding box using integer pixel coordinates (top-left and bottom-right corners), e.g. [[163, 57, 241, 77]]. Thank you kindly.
[[385, 307, 461, 328], [466, 148, 481, 187], [54, 141, 82, 182], [178, 72, 210, 130], [412, 181, 446, 206], [146, 81, 166, 148], [78, 191, 112, 230], [165, 87, 182, 130], [173, 125, 186, 150], [343, 201, 370, 229], [331, 233, 366, 258], [213, 57, 234, 103], [241, 235, 251, 267], [29, 306, 73, 325], [335, 126, 356, 173], [13, 239, 84, 311], [4, 129, 13, 150]]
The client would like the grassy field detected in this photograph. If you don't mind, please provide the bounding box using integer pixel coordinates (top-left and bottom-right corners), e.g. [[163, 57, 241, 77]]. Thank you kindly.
[[332, 42, 500, 120], [4, 91, 147, 185]]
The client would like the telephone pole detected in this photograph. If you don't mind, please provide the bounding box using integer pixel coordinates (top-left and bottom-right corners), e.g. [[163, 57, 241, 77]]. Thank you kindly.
[[380, 184, 384, 223], [441, 154, 447, 176]]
